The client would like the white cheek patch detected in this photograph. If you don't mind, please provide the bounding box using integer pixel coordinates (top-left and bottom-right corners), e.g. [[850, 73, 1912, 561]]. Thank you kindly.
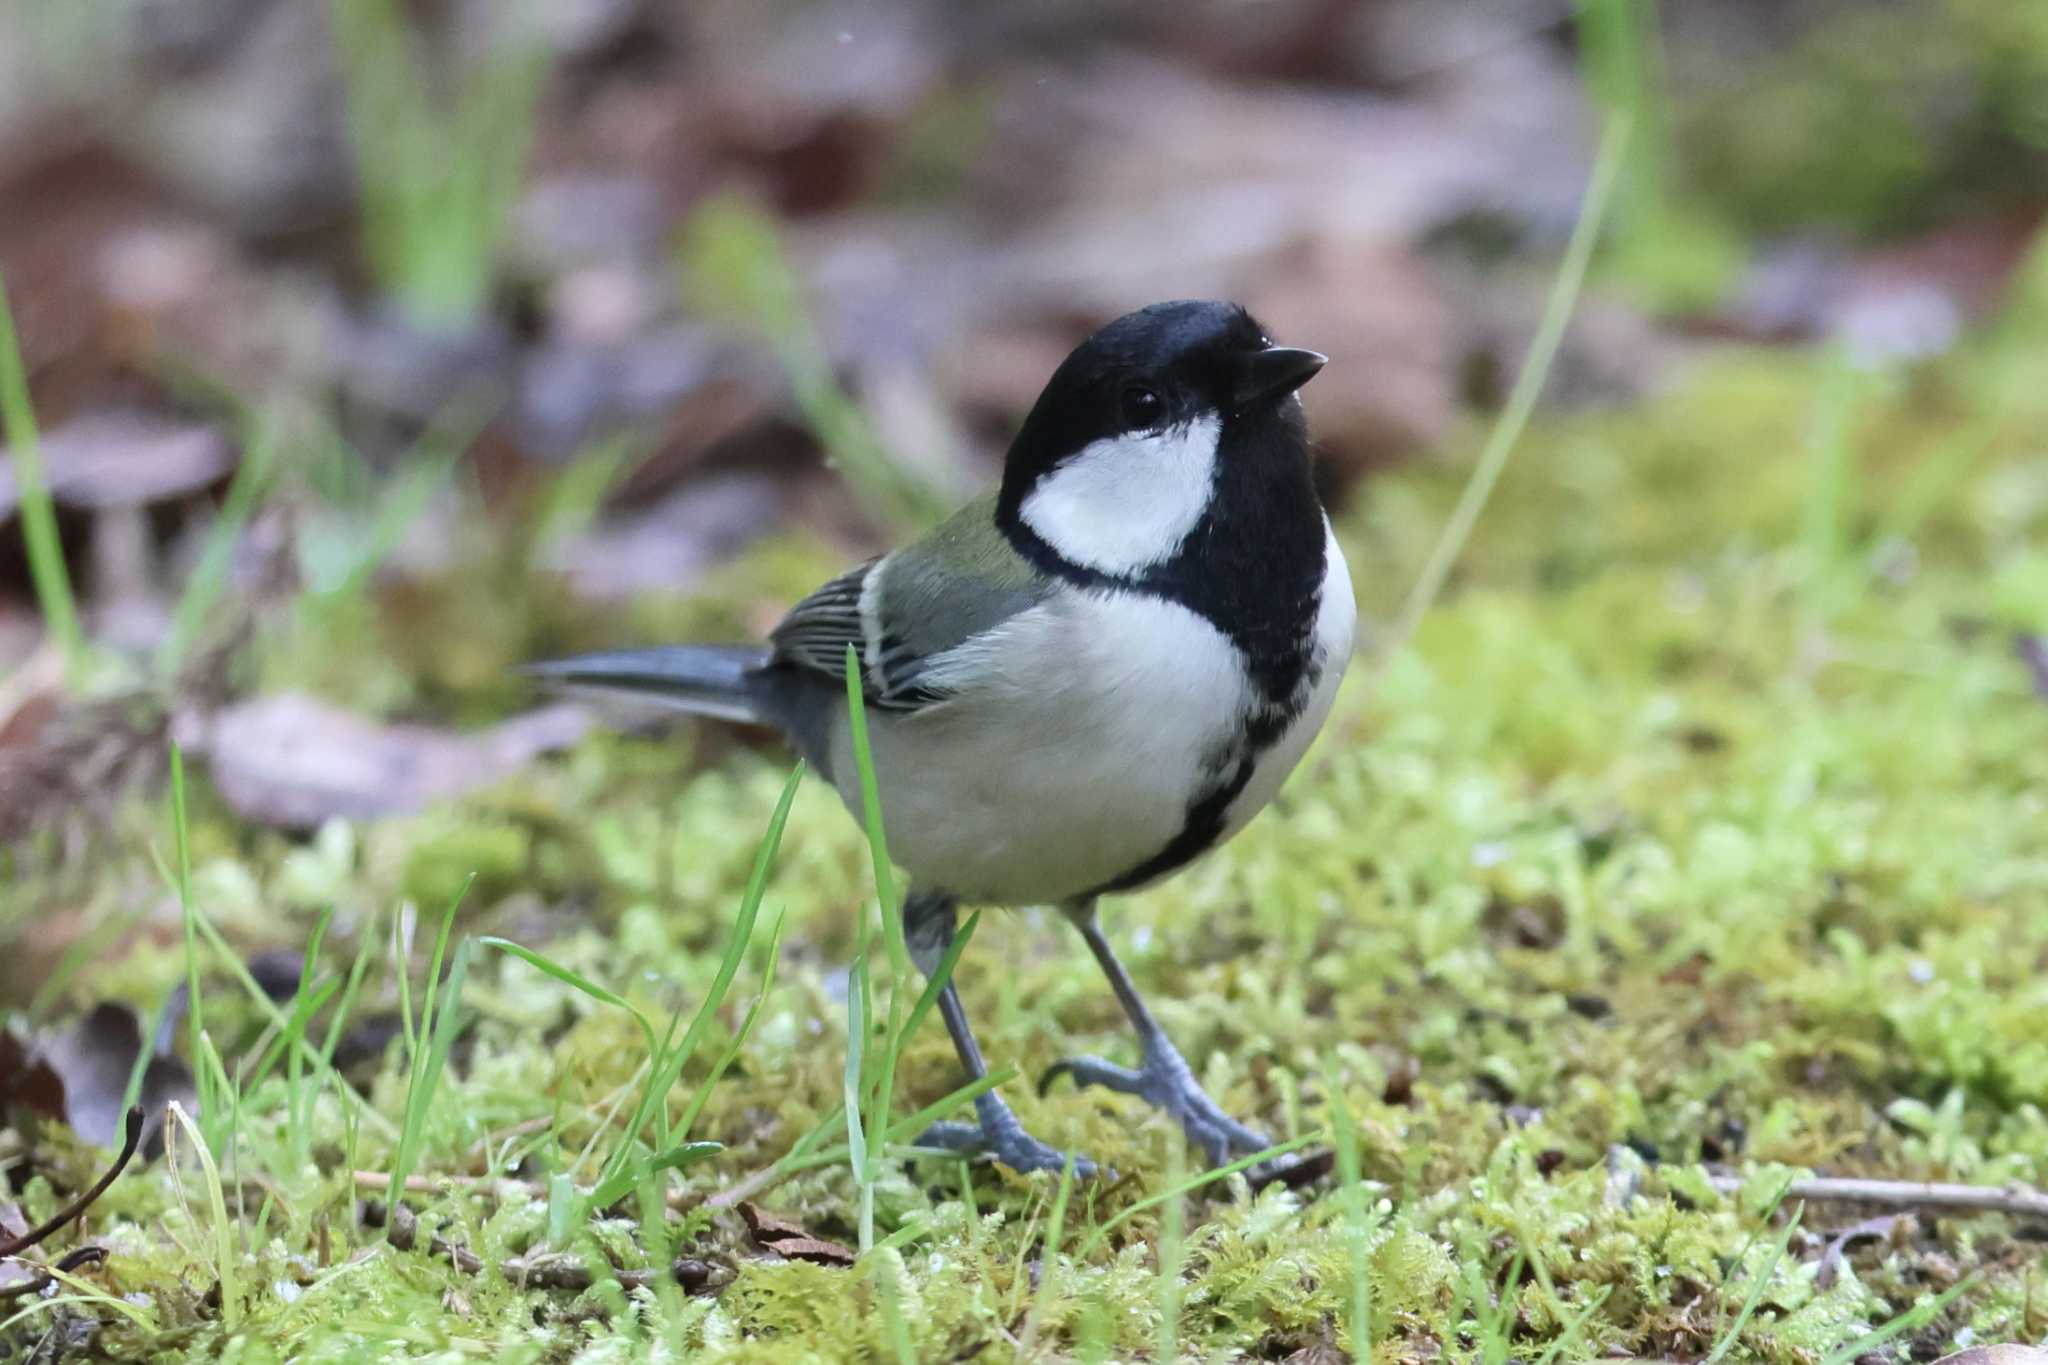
[[1019, 414, 1221, 576]]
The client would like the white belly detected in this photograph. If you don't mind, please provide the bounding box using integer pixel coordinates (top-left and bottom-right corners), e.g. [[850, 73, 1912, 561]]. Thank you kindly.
[[829, 528, 1356, 906]]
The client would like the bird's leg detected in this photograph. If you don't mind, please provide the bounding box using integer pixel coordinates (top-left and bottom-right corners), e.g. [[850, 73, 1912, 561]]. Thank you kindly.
[[1040, 898, 1271, 1165], [904, 890, 1098, 1177]]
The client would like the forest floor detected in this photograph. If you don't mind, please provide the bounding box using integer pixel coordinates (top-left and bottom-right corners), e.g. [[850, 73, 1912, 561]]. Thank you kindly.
[[6, 298, 2048, 1360]]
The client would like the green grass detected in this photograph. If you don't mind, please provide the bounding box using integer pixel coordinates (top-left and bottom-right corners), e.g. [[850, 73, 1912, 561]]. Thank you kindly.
[[842, 644, 917, 1253], [165, 1097, 237, 1330], [681, 197, 950, 534], [1328, 1057, 1378, 1357], [388, 878, 474, 1203], [157, 405, 282, 680], [0, 270, 83, 679], [329, 0, 544, 334], [6, 326, 2046, 1358], [1392, 110, 1632, 647], [170, 747, 205, 1117]]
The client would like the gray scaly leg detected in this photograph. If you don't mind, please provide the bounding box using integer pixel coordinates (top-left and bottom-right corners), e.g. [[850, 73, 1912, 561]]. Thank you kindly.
[[905, 890, 1097, 1177], [1040, 899, 1270, 1165]]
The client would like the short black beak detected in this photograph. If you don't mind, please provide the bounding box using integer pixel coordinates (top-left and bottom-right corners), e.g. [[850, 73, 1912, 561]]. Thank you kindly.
[[1234, 346, 1327, 411]]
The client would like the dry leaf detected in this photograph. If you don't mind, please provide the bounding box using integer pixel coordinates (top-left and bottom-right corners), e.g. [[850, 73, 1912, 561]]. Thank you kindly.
[[0, 412, 231, 514], [33, 1004, 196, 1151], [739, 1202, 854, 1266], [737, 1202, 811, 1245], [764, 1236, 856, 1267], [182, 694, 588, 829], [0, 1005, 195, 1153]]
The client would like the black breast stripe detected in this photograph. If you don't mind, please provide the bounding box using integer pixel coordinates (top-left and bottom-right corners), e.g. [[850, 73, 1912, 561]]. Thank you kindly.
[[1084, 625, 1328, 899], [1001, 404, 1332, 898]]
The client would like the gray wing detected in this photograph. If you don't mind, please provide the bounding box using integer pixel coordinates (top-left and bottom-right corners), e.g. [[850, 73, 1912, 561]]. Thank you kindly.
[[766, 494, 1051, 712]]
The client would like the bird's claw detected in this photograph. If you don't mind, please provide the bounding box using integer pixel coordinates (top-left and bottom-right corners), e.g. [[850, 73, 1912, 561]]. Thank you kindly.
[[1040, 1044, 1270, 1166], [913, 1094, 1100, 1178]]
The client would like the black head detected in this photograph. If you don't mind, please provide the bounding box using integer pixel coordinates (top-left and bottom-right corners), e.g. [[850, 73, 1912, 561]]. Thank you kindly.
[[994, 299, 1325, 526]]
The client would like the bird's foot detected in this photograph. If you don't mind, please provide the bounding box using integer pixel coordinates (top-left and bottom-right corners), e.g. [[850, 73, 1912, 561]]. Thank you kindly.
[[1041, 1037, 1268, 1167], [914, 1091, 1100, 1178]]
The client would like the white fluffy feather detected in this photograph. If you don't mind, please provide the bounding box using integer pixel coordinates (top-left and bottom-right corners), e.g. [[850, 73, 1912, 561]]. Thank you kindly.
[[1017, 415, 1221, 575], [829, 587, 1248, 904], [824, 522, 1356, 906]]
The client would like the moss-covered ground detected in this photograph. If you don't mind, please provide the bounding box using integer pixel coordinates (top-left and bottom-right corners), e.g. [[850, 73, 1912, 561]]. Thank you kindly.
[[8, 289, 2048, 1361]]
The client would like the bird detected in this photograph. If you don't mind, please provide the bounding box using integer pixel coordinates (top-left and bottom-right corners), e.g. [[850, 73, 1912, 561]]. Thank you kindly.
[[529, 299, 1356, 1175]]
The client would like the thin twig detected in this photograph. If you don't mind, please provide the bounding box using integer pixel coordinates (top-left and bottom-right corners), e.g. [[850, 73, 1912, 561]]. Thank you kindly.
[[434, 1237, 484, 1274], [0, 1108, 144, 1259], [354, 1167, 707, 1213], [354, 1169, 533, 1200], [1709, 1173, 2048, 1220]]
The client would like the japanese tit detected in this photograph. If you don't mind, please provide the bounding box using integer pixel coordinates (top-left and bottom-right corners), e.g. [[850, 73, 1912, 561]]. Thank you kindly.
[[531, 299, 1355, 1174]]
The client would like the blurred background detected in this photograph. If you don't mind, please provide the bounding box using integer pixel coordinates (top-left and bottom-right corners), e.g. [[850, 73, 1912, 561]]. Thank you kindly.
[[3, 0, 2048, 1024]]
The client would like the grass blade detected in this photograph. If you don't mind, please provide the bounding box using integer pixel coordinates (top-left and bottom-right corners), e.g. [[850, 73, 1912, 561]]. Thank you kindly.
[[896, 908, 979, 1054], [1155, 1134, 1188, 1363], [329, 0, 542, 330], [681, 198, 945, 532], [1327, 1063, 1376, 1358], [843, 645, 900, 920], [1018, 1153, 1078, 1358], [185, 901, 396, 1139], [480, 936, 659, 1059], [165, 1100, 238, 1329], [845, 941, 873, 1248], [1705, 1202, 1803, 1364], [675, 907, 789, 1138], [1079, 1131, 1321, 1256], [1393, 112, 1633, 646], [157, 407, 279, 677], [781, 1066, 1017, 1179], [389, 879, 474, 1202], [1818, 1273, 1979, 1365], [1531, 1286, 1614, 1365], [590, 762, 802, 1210], [843, 645, 913, 1251], [170, 747, 205, 1089], [0, 271, 82, 676]]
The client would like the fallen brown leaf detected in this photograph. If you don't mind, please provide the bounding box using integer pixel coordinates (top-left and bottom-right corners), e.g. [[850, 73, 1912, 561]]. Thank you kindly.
[[761, 1235, 856, 1268], [0, 411, 232, 515], [738, 1201, 855, 1266], [12, 1004, 196, 1152], [737, 1201, 811, 1245], [1702, 209, 2047, 363], [180, 694, 588, 829]]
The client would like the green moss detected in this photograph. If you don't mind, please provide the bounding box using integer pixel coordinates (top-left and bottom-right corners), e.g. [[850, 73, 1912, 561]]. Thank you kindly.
[[400, 818, 531, 911], [9, 327, 2048, 1360], [1678, 0, 2048, 238]]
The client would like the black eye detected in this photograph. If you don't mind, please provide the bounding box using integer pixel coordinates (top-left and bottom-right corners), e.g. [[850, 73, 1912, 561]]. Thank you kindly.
[[1119, 385, 1162, 429]]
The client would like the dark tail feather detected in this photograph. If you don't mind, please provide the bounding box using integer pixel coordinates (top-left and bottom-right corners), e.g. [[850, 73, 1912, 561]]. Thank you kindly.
[[522, 646, 773, 725]]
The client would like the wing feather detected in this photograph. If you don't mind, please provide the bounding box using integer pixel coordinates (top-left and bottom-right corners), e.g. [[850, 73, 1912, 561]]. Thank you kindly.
[[765, 495, 1051, 713], [766, 558, 877, 682]]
